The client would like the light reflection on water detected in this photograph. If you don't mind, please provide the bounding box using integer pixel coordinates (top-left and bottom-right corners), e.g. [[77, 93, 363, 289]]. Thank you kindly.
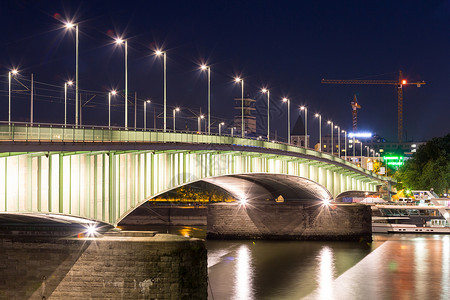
[[141, 227, 450, 299], [207, 234, 450, 300]]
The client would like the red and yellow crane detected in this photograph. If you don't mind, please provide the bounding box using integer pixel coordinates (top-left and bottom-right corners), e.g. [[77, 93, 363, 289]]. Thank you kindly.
[[321, 71, 425, 142]]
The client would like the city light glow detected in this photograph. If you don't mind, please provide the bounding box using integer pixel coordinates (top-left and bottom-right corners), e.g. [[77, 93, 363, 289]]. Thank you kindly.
[[348, 132, 372, 138], [65, 22, 75, 29], [115, 38, 124, 44]]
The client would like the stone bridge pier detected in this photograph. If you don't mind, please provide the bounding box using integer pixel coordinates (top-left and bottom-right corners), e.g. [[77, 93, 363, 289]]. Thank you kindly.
[[0, 227, 207, 300]]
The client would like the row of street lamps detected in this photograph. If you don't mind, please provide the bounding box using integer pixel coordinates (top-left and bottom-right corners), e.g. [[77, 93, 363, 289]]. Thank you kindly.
[[7, 19, 380, 161]]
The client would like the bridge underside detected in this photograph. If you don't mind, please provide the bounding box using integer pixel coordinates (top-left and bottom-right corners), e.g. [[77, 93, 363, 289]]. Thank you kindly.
[[0, 148, 382, 225], [201, 174, 332, 203]]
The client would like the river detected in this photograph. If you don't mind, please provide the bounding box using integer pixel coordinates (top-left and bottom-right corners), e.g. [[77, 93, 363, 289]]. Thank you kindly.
[[165, 226, 450, 299]]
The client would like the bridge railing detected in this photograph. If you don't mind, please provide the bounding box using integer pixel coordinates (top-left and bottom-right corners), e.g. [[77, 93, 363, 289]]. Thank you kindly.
[[0, 122, 387, 181]]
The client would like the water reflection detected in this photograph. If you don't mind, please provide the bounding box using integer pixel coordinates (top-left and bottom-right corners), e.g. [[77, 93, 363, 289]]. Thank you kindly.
[[234, 245, 254, 300], [316, 246, 335, 299], [208, 235, 450, 300]]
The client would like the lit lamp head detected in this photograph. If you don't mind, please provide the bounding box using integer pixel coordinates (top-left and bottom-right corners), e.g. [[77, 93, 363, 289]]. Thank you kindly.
[[155, 50, 163, 56], [300, 106, 305, 110], [402, 79, 407, 85], [200, 64, 208, 71], [111, 90, 117, 96], [315, 113, 320, 118], [175, 107, 180, 112], [115, 38, 124, 45], [65, 22, 75, 29], [235, 77, 241, 83], [11, 69, 18, 76], [327, 120, 332, 124], [146, 99, 151, 103], [261, 88, 267, 94], [220, 122, 225, 125], [67, 80, 73, 86], [200, 115, 204, 119], [282, 98, 288, 103]]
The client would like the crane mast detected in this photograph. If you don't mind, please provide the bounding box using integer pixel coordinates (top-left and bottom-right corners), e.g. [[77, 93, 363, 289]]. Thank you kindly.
[[321, 71, 425, 143], [351, 94, 361, 131]]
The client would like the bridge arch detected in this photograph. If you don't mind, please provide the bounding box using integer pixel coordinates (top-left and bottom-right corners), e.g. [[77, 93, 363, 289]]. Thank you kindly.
[[116, 173, 333, 224], [0, 141, 387, 225]]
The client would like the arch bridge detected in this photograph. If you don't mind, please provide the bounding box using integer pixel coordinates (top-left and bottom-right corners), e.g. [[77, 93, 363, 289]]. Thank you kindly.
[[0, 124, 392, 225]]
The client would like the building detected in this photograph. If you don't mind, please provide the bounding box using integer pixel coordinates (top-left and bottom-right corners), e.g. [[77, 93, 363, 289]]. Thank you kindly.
[[234, 97, 256, 135], [290, 115, 309, 147]]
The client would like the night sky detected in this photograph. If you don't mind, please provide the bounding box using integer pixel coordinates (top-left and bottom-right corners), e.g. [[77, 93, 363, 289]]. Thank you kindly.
[[1, 0, 449, 143]]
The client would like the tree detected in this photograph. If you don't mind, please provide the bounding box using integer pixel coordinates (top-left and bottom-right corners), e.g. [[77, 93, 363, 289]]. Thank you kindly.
[[396, 134, 450, 194]]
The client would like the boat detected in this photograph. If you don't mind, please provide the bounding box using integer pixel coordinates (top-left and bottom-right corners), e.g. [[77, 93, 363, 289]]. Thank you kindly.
[[371, 190, 450, 234]]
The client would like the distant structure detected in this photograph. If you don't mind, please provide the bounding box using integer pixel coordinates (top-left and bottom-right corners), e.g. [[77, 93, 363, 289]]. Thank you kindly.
[[291, 115, 309, 147], [351, 94, 361, 131], [234, 97, 256, 135]]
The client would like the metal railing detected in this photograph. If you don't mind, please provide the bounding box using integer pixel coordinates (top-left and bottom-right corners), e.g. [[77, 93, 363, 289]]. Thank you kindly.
[[0, 121, 389, 181]]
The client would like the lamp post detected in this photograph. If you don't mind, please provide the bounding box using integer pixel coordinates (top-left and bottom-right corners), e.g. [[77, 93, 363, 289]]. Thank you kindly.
[[201, 65, 211, 135], [327, 121, 334, 155], [234, 77, 244, 137], [8, 69, 18, 125], [300, 106, 308, 148], [64, 22, 79, 127], [315, 113, 322, 152], [155, 50, 167, 132], [365, 146, 370, 157], [108, 90, 117, 129], [282, 98, 290, 143], [335, 125, 340, 157], [198, 115, 204, 133], [114, 38, 128, 129], [144, 100, 151, 130], [219, 122, 225, 136], [64, 80, 73, 126], [231, 127, 235, 137], [262, 88, 270, 140], [342, 130, 347, 161], [173, 107, 180, 132]]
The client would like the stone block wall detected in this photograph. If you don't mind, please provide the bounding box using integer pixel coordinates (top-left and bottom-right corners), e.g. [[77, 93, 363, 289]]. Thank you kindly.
[[207, 202, 371, 241], [0, 231, 207, 300]]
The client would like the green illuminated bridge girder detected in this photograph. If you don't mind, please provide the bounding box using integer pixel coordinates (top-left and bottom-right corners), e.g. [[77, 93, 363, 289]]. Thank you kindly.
[[0, 124, 393, 225]]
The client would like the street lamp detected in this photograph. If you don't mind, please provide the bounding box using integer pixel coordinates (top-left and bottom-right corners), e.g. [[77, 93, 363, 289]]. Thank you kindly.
[[173, 107, 180, 132], [235, 77, 244, 137], [335, 125, 340, 157], [219, 122, 225, 136], [8, 69, 18, 125], [231, 127, 235, 137], [300, 106, 308, 148], [144, 100, 151, 130], [201, 64, 211, 135], [198, 115, 204, 133], [64, 22, 79, 127], [315, 113, 322, 152], [108, 90, 117, 129], [342, 130, 347, 161], [155, 50, 167, 132], [114, 38, 128, 129], [262, 88, 270, 140], [327, 121, 334, 155], [282, 98, 290, 143], [64, 80, 73, 126]]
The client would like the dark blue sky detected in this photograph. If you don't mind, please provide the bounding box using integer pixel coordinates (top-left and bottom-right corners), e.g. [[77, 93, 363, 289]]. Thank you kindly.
[[1, 0, 449, 142]]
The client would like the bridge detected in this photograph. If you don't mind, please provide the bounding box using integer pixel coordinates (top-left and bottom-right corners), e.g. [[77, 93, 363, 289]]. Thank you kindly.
[[0, 123, 391, 226]]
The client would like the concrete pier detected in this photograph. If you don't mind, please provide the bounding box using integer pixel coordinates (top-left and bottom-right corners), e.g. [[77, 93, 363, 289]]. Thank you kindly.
[[0, 230, 207, 300], [207, 202, 372, 241]]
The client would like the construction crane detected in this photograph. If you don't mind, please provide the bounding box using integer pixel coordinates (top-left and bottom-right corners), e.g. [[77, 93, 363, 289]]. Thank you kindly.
[[350, 94, 361, 131], [321, 71, 425, 142]]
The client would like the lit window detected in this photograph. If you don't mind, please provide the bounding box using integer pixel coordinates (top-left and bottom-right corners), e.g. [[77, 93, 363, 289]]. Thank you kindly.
[[323, 145, 327, 148]]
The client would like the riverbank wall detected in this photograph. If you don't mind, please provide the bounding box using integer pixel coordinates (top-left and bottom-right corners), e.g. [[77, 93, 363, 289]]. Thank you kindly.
[[0, 231, 207, 300]]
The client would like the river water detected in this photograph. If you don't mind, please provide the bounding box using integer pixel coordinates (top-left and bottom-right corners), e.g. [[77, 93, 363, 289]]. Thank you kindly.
[[166, 226, 450, 300]]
